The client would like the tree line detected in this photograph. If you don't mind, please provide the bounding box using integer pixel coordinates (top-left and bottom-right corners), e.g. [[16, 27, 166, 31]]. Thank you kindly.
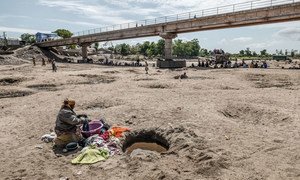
[[109, 38, 203, 58]]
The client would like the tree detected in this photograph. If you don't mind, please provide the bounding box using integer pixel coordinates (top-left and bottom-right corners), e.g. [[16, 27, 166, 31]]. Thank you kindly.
[[239, 50, 245, 56], [138, 41, 150, 56], [130, 45, 138, 55], [260, 49, 267, 56], [20, 33, 36, 44], [156, 39, 165, 56], [245, 47, 252, 56], [188, 39, 200, 56], [54, 29, 73, 39], [173, 39, 185, 57], [199, 48, 209, 57], [94, 42, 99, 51], [291, 49, 295, 57], [146, 42, 158, 57], [252, 51, 257, 57], [115, 43, 130, 56]]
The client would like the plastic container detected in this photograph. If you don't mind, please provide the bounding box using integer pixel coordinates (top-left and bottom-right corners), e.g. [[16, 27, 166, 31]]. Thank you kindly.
[[81, 121, 103, 138]]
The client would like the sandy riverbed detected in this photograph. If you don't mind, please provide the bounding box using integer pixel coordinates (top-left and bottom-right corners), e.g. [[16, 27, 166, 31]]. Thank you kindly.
[[0, 56, 299, 180]]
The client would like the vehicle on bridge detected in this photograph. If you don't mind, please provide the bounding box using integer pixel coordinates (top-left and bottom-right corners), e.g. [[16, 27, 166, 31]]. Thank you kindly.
[[36, 32, 59, 43]]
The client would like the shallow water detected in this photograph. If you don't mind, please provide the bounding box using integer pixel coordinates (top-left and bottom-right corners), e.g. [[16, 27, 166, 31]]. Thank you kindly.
[[125, 142, 167, 154]]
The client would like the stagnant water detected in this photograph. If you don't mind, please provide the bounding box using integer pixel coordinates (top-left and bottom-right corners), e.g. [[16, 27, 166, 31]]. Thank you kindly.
[[125, 142, 168, 154]]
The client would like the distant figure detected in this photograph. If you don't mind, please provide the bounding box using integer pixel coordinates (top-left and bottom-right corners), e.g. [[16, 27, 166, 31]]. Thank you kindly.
[[233, 61, 238, 68], [250, 61, 254, 68], [145, 61, 149, 74], [180, 72, 188, 79], [52, 59, 57, 72], [205, 61, 209, 68], [254, 61, 258, 68], [42, 58, 46, 66], [194, 15, 197, 18], [201, 61, 205, 67], [48, 58, 52, 64], [197, 59, 201, 67], [33, 58, 36, 66], [242, 59, 245, 66], [191, 63, 195, 68], [263, 61, 268, 68]]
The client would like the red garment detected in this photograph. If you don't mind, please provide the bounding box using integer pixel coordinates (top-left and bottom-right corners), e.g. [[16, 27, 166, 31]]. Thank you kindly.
[[100, 131, 110, 141], [110, 127, 130, 138]]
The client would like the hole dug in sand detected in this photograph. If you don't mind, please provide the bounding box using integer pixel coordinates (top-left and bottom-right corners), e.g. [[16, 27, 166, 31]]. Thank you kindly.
[[27, 84, 58, 91], [0, 90, 34, 99], [0, 77, 24, 86], [76, 74, 116, 84], [122, 129, 170, 155]]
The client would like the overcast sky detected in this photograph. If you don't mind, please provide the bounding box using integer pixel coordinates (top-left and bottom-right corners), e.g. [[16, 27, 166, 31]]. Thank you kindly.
[[0, 0, 299, 53]]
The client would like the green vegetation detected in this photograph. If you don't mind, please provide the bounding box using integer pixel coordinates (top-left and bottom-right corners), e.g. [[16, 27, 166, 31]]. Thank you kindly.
[[54, 29, 73, 39], [108, 38, 203, 58], [20, 33, 36, 44]]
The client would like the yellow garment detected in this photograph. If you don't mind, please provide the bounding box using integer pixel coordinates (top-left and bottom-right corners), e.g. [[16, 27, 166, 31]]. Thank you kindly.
[[71, 147, 109, 164], [54, 131, 82, 147]]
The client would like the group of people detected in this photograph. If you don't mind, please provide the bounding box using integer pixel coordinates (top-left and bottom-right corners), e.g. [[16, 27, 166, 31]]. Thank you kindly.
[[32, 57, 57, 72], [191, 59, 268, 69]]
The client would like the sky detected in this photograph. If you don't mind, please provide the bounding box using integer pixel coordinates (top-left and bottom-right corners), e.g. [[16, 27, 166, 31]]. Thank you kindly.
[[0, 0, 299, 53]]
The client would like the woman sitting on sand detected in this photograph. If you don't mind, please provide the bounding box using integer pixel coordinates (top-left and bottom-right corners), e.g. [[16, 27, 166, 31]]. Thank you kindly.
[[54, 98, 89, 148]]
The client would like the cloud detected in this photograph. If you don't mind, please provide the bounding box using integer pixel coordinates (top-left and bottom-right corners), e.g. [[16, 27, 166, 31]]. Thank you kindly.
[[38, 0, 132, 24], [275, 27, 300, 41], [231, 37, 252, 42], [246, 40, 278, 49], [0, 15, 31, 20], [47, 19, 101, 27], [0, 26, 49, 34], [218, 38, 228, 45], [38, 0, 251, 26]]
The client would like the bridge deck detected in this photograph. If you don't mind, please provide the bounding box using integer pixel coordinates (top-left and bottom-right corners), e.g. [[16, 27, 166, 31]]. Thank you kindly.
[[37, 0, 300, 47]]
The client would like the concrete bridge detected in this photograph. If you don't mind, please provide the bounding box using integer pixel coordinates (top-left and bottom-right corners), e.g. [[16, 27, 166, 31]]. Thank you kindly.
[[36, 0, 300, 67]]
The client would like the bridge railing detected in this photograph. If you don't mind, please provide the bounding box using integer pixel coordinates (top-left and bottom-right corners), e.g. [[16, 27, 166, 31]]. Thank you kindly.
[[68, 0, 299, 38]]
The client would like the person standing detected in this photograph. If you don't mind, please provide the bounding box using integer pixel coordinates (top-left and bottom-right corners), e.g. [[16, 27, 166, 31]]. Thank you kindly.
[[145, 61, 149, 74], [42, 58, 46, 66], [52, 59, 57, 72], [33, 58, 36, 66]]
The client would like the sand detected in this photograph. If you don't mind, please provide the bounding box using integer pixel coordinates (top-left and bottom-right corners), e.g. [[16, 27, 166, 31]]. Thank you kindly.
[[0, 53, 299, 180]]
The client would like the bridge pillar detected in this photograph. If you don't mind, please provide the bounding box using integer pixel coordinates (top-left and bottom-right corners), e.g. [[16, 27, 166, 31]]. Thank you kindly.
[[160, 33, 177, 60], [158, 33, 185, 68], [81, 43, 90, 61]]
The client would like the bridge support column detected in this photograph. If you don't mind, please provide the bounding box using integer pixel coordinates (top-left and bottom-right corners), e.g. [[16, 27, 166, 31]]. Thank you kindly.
[[160, 33, 177, 60], [158, 33, 186, 68], [81, 43, 91, 62]]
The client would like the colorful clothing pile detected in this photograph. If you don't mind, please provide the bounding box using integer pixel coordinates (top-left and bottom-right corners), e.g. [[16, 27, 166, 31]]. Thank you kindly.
[[71, 126, 130, 164]]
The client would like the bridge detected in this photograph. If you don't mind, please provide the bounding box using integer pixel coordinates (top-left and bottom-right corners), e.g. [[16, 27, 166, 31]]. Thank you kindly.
[[36, 0, 300, 67]]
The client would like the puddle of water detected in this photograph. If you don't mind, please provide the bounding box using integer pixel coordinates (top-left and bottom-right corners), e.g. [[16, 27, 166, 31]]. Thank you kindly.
[[125, 142, 167, 154]]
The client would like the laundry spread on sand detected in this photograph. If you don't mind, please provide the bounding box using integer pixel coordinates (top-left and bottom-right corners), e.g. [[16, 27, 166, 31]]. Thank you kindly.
[[109, 127, 130, 138], [41, 132, 57, 143], [71, 146, 109, 164], [71, 125, 127, 164]]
